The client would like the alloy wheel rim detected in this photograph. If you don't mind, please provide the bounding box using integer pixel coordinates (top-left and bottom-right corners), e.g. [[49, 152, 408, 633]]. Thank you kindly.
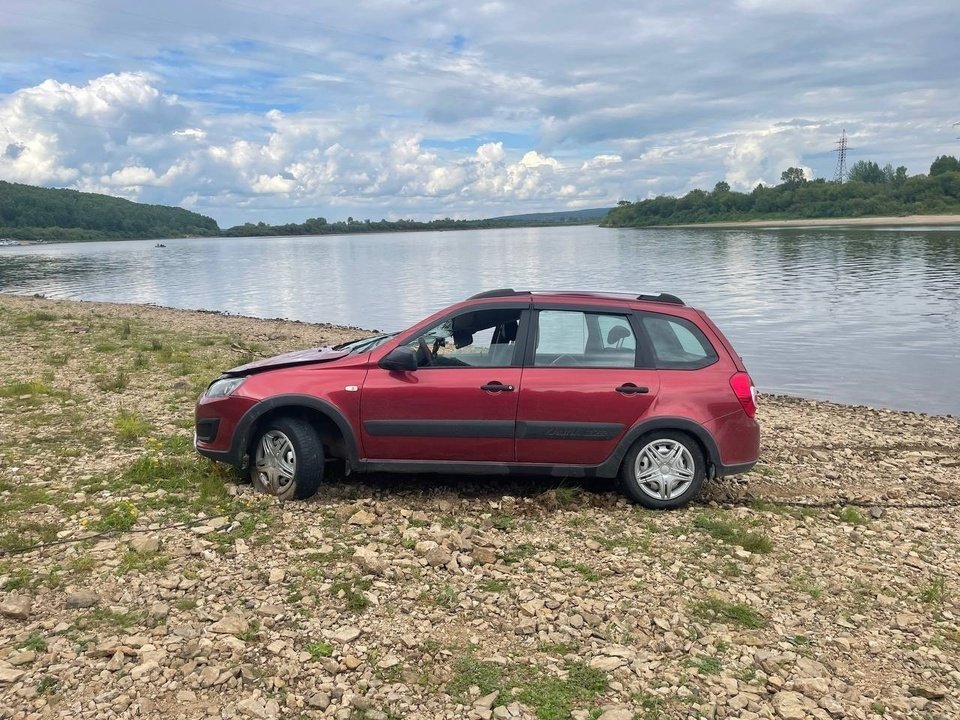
[[634, 439, 695, 501], [254, 430, 296, 495]]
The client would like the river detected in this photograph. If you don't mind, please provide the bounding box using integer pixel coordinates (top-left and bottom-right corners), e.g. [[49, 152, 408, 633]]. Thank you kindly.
[[1, 225, 958, 415]]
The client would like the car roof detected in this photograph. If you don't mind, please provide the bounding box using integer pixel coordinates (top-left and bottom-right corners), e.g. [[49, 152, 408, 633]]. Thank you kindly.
[[466, 288, 686, 306]]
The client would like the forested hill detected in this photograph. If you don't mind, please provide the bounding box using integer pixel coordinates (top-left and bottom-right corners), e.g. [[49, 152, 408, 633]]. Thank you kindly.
[[603, 156, 960, 227], [0, 181, 219, 241]]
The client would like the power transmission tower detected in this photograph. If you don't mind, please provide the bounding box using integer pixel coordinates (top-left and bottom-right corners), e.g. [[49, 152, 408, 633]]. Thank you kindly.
[[833, 129, 848, 183]]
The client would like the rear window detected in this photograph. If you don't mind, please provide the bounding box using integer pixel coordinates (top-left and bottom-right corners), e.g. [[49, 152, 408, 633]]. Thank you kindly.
[[640, 313, 718, 369]]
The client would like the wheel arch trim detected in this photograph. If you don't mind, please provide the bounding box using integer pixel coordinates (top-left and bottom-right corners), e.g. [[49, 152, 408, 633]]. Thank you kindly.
[[596, 416, 721, 478], [229, 394, 360, 467]]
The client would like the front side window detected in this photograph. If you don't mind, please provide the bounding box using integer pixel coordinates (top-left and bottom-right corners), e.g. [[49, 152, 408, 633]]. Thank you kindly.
[[405, 308, 523, 367], [533, 310, 638, 367], [640, 313, 718, 369]]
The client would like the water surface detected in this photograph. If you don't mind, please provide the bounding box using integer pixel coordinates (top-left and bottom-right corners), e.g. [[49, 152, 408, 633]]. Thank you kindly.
[[1, 226, 958, 415]]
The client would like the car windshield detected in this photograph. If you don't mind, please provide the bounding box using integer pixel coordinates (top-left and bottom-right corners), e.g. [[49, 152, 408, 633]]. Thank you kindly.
[[333, 332, 398, 354]]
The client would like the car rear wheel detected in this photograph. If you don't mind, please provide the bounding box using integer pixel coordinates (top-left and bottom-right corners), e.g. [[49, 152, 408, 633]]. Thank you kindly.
[[250, 417, 324, 500], [620, 431, 705, 509]]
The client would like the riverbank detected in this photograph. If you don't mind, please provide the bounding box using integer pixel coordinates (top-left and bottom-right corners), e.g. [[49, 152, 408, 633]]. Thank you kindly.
[[665, 214, 960, 230], [2, 294, 959, 719]]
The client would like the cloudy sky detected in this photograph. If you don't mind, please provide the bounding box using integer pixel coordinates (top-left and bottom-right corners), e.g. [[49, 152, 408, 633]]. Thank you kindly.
[[1, 1, 957, 227]]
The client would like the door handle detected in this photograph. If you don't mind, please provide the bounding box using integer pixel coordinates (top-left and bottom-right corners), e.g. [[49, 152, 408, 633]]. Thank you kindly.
[[615, 383, 649, 394], [481, 382, 514, 392]]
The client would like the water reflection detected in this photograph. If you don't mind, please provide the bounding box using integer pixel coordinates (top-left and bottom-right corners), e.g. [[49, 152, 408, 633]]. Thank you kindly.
[[1, 226, 958, 415]]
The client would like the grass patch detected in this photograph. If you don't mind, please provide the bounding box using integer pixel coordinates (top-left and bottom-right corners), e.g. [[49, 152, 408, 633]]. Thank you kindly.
[[684, 655, 722, 674], [490, 513, 514, 531], [691, 597, 767, 629], [175, 597, 198, 611], [306, 640, 334, 659], [0, 380, 66, 401], [17, 631, 48, 652], [0, 521, 59, 554], [96, 369, 130, 392], [921, 575, 947, 605], [91, 500, 140, 532], [838, 506, 867, 525], [573, 563, 599, 581], [330, 575, 372, 613], [114, 410, 152, 442], [693, 513, 773, 554], [447, 656, 607, 720], [477, 579, 509, 593], [116, 550, 169, 575], [237, 619, 261, 642], [435, 584, 458, 607]]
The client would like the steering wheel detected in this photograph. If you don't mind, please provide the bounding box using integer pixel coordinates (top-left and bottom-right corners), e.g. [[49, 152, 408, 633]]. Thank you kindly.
[[550, 354, 579, 366], [417, 337, 434, 366]]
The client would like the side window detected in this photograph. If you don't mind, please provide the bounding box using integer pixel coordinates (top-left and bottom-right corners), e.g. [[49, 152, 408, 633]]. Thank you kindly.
[[640, 314, 718, 369], [405, 309, 522, 368], [534, 310, 637, 367]]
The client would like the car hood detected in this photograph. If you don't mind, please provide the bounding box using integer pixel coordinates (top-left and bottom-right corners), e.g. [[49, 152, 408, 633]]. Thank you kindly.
[[225, 347, 351, 376]]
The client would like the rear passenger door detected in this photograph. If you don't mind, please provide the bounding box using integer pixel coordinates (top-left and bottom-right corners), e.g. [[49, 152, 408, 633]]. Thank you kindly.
[[515, 307, 660, 465]]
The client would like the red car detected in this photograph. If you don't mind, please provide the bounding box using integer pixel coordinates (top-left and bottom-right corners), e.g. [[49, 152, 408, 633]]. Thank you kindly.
[[195, 290, 759, 508]]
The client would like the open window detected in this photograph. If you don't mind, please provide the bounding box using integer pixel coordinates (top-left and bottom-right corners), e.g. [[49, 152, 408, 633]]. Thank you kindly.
[[404, 308, 524, 368], [533, 310, 638, 367]]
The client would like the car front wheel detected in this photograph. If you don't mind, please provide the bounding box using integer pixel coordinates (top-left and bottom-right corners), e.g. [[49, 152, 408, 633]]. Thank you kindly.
[[620, 431, 705, 509], [250, 417, 324, 500]]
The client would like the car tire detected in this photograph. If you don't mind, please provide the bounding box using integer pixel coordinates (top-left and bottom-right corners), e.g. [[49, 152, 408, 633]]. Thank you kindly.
[[619, 431, 705, 509], [249, 417, 324, 500]]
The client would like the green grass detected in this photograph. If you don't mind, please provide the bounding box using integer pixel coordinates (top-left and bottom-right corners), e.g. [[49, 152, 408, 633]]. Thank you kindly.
[[17, 631, 47, 652], [91, 500, 140, 532], [96, 369, 130, 392], [330, 575, 372, 612], [693, 513, 774, 554], [683, 655, 722, 674], [0, 521, 59, 553], [237, 619, 261, 642], [447, 657, 607, 720], [306, 640, 334, 659], [691, 597, 767, 629], [838, 506, 868, 525], [116, 550, 169, 575], [490, 513, 514, 531], [477, 579, 509, 593], [114, 410, 152, 442], [921, 576, 947, 605], [0, 380, 66, 400], [435, 584, 458, 607], [573, 563, 599, 581]]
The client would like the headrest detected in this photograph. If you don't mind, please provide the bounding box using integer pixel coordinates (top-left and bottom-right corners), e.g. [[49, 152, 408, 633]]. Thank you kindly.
[[453, 330, 473, 349], [607, 325, 631, 345], [502, 320, 518, 342]]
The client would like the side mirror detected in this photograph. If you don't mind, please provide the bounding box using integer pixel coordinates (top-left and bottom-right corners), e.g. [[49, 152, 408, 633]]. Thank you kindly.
[[379, 346, 418, 372]]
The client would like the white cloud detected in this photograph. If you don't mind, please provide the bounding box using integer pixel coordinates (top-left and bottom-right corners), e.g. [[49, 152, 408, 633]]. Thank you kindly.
[[0, 1, 956, 224]]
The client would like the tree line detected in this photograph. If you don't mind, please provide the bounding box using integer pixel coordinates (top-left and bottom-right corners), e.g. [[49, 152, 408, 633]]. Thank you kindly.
[[602, 156, 960, 227], [0, 181, 219, 241]]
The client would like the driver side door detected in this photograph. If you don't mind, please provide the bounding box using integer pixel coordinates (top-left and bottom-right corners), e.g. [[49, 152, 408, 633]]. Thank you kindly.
[[359, 306, 528, 462]]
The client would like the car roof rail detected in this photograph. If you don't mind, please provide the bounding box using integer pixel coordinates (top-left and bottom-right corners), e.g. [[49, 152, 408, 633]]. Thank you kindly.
[[467, 288, 527, 300], [636, 292, 685, 305]]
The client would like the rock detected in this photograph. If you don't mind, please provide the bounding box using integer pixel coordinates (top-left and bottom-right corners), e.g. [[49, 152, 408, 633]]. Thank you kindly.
[[130, 660, 160, 680], [908, 685, 947, 700], [772, 691, 813, 720], [268, 568, 285, 584], [237, 696, 268, 718], [376, 654, 401, 669], [471, 547, 497, 564], [65, 590, 100, 608], [149, 602, 170, 619], [596, 709, 633, 720], [475, 691, 499, 710], [343, 655, 362, 669], [7, 651, 35, 667], [0, 593, 31, 620], [348, 509, 376, 526], [589, 656, 626, 671], [307, 692, 331, 709], [425, 545, 453, 567], [0, 663, 25, 684], [129, 535, 160, 553], [332, 626, 362, 643], [210, 612, 248, 634]]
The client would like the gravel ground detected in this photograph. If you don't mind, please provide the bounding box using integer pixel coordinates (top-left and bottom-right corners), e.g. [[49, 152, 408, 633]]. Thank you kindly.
[[1, 293, 958, 720]]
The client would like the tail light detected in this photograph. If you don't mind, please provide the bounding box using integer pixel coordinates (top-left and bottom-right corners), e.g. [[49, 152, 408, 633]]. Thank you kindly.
[[730, 372, 757, 418]]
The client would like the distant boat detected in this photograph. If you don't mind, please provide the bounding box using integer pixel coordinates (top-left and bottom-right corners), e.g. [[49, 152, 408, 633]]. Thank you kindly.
[[155, 243, 167, 248]]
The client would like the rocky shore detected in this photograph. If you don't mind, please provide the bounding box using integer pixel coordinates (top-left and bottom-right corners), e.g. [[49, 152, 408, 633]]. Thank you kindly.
[[1, 294, 958, 720]]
